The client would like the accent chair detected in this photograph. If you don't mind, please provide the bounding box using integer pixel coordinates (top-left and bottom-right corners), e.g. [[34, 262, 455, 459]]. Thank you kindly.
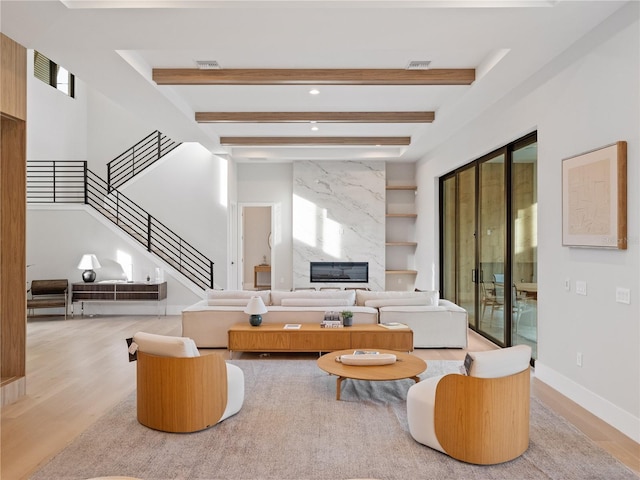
[[133, 331, 244, 433], [407, 344, 532, 465]]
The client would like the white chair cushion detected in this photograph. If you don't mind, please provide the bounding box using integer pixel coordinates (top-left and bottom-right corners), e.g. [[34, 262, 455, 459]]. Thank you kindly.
[[406, 374, 447, 453], [220, 363, 245, 421], [467, 344, 531, 378], [133, 331, 200, 358]]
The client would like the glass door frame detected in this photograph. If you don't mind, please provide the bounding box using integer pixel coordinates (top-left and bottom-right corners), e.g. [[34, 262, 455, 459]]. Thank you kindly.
[[438, 132, 537, 350]]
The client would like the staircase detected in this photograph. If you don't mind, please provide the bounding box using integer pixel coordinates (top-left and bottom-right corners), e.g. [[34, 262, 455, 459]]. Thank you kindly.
[[107, 131, 181, 190], [27, 160, 214, 290]]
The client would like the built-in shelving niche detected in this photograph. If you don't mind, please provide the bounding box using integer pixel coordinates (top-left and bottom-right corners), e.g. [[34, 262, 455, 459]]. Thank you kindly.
[[385, 164, 417, 291]]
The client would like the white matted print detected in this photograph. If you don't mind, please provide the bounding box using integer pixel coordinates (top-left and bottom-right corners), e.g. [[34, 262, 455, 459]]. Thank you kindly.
[[562, 141, 627, 249]]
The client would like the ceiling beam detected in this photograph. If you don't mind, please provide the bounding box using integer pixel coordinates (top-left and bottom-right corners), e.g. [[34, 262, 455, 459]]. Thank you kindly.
[[153, 68, 475, 86], [196, 111, 434, 123], [219, 136, 411, 146]]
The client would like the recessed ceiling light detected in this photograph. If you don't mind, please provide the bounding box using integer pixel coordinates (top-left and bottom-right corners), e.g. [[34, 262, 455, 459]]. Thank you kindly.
[[311, 126, 319, 131], [309, 88, 320, 95], [196, 60, 221, 70], [406, 60, 431, 70]]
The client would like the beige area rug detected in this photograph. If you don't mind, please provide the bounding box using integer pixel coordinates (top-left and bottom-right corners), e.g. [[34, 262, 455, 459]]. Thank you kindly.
[[31, 359, 638, 480]]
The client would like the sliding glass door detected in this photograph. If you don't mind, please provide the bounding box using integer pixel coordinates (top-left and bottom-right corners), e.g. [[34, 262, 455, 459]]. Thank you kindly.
[[478, 152, 506, 345], [440, 133, 537, 356], [511, 139, 538, 358], [441, 165, 477, 329]]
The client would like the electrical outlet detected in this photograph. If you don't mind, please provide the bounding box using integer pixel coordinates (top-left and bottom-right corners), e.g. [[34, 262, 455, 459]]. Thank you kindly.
[[564, 278, 571, 291], [576, 352, 583, 367], [575, 280, 587, 296], [616, 287, 630, 304]]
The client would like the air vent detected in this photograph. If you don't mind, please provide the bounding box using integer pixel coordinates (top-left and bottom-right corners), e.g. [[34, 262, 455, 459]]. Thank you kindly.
[[406, 60, 431, 70], [196, 60, 221, 70]]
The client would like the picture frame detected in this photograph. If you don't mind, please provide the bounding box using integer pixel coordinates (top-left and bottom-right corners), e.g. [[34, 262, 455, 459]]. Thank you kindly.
[[562, 141, 627, 249]]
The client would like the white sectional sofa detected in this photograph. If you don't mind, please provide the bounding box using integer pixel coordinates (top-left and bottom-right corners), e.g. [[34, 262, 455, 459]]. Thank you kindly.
[[355, 290, 468, 349], [181, 289, 468, 349], [182, 289, 378, 348]]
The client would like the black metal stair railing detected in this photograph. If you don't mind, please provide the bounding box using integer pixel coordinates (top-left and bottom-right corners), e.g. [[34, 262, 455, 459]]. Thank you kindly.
[[27, 160, 214, 290], [107, 131, 181, 190]]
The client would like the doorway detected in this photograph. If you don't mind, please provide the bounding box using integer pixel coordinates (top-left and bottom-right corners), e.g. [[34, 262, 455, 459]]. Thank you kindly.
[[240, 204, 273, 291]]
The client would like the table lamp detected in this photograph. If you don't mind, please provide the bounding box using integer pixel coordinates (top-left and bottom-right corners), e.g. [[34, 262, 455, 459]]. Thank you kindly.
[[244, 296, 267, 326], [77, 254, 101, 282]]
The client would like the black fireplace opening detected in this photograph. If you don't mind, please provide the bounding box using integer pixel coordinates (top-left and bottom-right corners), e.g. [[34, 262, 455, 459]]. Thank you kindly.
[[310, 262, 368, 283]]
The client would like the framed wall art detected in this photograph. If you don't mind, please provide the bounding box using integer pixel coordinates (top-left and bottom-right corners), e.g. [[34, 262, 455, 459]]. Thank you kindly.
[[562, 141, 627, 249]]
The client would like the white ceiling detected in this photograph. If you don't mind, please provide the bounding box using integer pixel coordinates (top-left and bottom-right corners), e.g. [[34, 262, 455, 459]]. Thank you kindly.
[[0, 0, 627, 163]]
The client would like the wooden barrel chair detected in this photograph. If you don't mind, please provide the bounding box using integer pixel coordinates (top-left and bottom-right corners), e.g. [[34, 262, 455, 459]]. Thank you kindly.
[[133, 332, 244, 433], [407, 344, 532, 465]]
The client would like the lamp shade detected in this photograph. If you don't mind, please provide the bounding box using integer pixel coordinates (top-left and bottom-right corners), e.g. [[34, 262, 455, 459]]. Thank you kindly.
[[77, 254, 102, 270], [244, 296, 268, 315]]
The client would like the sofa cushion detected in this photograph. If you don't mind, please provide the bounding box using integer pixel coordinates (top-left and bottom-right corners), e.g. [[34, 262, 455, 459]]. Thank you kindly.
[[364, 297, 435, 308], [133, 331, 200, 358], [356, 290, 439, 307], [281, 298, 352, 307], [206, 289, 271, 306], [467, 344, 531, 378], [270, 289, 355, 306], [207, 298, 253, 306]]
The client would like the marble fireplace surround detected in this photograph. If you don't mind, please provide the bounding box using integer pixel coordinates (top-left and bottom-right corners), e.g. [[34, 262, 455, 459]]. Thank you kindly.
[[292, 161, 385, 291]]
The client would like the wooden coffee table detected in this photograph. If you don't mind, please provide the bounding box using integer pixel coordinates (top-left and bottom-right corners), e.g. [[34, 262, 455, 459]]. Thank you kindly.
[[317, 349, 427, 400], [228, 323, 413, 357]]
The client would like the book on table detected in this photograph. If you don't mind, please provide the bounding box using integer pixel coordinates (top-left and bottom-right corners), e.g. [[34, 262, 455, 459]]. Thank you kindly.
[[379, 322, 409, 329]]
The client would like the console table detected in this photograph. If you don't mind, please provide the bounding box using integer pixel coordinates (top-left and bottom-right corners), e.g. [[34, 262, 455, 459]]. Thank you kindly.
[[254, 264, 271, 289], [71, 282, 167, 316], [228, 323, 413, 358]]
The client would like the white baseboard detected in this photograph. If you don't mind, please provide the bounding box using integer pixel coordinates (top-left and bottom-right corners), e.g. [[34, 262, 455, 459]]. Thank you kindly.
[[535, 361, 640, 443]]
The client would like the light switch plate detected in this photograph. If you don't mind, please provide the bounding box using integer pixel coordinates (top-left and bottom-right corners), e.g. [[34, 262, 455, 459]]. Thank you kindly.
[[616, 287, 630, 304], [576, 280, 587, 296]]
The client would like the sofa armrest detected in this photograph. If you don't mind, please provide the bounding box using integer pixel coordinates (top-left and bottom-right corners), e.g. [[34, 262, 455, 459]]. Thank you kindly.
[[438, 299, 467, 312]]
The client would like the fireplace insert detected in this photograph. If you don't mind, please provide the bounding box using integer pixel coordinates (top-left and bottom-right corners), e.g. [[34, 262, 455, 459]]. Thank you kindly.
[[310, 262, 368, 283]]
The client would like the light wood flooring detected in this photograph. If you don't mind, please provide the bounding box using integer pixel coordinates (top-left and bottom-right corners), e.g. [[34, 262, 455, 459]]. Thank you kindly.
[[1, 314, 638, 480]]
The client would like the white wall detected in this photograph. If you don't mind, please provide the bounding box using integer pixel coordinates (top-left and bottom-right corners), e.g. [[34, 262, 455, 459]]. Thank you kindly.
[[26, 58, 226, 306], [237, 163, 293, 291], [120, 143, 229, 289], [415, 4, 639, 441], [86, 88, 152, 178], [27, 206, 201, 315], [26, 50, 87, 161]]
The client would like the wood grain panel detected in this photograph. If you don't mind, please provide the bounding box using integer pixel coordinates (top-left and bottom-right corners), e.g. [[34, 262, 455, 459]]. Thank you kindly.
[[616, 141, 627, 250], [434, 369, 530, 465], [196, 111, 434, 123], [154, 68, 476, 86], [220, 136, 410, 146], [1, 116, 26, 380], [136, 351, 227, 433], [228, 324, 413, 353], [350, 330, 413, 351], [0, 34, 27, 120]]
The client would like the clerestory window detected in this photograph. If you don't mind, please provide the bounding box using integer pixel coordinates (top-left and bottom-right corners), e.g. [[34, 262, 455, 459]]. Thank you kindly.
[[34, 51, 75, 98]]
